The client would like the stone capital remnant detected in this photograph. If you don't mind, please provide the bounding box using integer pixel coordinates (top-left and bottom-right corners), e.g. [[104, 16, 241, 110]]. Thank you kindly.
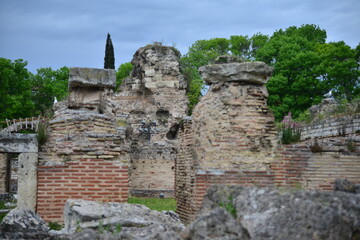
[[199, 61, 273, 85], [69, 67, 116, 89], [68, 67, 116, 110], [191, 59, 277, 171]]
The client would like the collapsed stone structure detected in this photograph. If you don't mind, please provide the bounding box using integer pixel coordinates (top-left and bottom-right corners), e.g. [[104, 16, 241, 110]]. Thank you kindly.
[[0, 45, 359, 225], [175, 57, 360, 222], [0, 134, 38, 211], [111, 43, 188, 197], [34, 43, 188, 222], [176, 58, 280, 222]]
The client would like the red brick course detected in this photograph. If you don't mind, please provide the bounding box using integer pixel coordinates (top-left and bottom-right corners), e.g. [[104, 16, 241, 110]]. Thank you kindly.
[[37, 159, 128, 223]]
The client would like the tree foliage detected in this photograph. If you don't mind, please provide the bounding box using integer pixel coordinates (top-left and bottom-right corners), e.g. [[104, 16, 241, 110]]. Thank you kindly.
[[0, 58, 69, 122], [104, 33, 115, 69], [116, 62, 133, 90], [0, 58, 35, 121], [31, 67, 69, 115], [180, 34, 269, 114], [181, 24, 359, 120], [256, 24, 359, 120]]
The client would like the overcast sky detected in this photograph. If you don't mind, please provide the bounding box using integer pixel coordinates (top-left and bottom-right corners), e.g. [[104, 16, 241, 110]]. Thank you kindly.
[[0, 0, 359, 73]]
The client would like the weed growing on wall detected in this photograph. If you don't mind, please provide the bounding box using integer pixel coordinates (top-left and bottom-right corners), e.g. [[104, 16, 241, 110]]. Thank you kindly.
[[219, 195, 237, 218], [310, 139, 323, 153], [347, 139, 357, 153], [37, 120, 48, 146], [280, 112, 301, 144], [48, 221, 63, 230]]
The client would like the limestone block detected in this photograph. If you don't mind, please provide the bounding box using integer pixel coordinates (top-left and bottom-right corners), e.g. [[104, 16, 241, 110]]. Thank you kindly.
[[199, 61, 273, 85], [156, 81, 176, 88], [17, 153, 38, 211], [144, 77, 153, 83], [145, 81, 157, 89], [145, 69, 156, 77], [69, 67, 116, 89], [0, 153, 7, 193], [153, 75, 163, 82], [0, 134, 38, 153]]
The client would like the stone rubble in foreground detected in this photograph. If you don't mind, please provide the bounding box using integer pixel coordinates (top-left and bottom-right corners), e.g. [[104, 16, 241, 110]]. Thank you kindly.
[[1, 184, 359, 240]]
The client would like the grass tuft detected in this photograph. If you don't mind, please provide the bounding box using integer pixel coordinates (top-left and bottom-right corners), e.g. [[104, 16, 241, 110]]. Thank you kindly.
[[128, 197, 176, 212]]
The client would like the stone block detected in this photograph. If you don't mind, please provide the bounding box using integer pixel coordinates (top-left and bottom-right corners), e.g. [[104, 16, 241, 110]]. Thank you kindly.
[[145, 69, 156, 77], [0, 134, 38, 153], [199, 61, 273, 85], [0, 154, 7, 193], [145, 81, 157, 89], [69, 67, 116, 89], [156, 81, 176, 88], [17, 153, 38, 211]]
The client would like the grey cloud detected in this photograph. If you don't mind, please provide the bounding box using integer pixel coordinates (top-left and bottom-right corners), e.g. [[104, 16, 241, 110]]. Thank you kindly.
[[0, 0, 359, 73]]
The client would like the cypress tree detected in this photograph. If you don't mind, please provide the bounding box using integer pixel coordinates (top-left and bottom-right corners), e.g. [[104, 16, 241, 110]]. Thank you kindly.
[[104, 33, 115, 69]]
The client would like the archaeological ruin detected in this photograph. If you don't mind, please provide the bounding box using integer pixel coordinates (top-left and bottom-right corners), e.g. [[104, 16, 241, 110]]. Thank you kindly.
[[0, 44, 359, 223]]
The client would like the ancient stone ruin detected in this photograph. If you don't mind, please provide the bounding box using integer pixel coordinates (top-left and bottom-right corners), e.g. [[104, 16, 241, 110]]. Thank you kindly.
[[112, 43, 188, 197], [35, 43, 188, 222], [0, 44, 359, 226], [175, 57, 360, 222]]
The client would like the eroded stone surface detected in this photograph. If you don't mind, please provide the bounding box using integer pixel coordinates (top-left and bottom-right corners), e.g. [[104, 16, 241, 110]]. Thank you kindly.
[[17, 152, 38, 211], [199, 61, 273, 85], [69, 67, 116, 89], [112, 44, 188, 196], [0, 209, 50, 239], [183, 207, 250, 240], [63, 199, 184, 237], [0, 134, 38, 153], [198, 185, 360, 240], [191, 77, 278, 171]]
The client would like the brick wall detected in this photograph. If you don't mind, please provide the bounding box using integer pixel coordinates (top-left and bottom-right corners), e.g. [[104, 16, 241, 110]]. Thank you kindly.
[[38, 111, 130, 223], [302, 152, 360, 190], [175, 118, 196, 223], [0, 153, 7, 193], [39, 112, 129, 164], [130, 143, 176, 197], [176, 119, 360, 223], [112, 89, 187, 197], [272, 144, 311, 187], [301, 114, 360, 140], [37, 159, 128, 223]]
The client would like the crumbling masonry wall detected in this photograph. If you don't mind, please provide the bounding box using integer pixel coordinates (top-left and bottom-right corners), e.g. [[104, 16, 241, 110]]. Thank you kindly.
[[37, 68, 129, 223], [0, 134, 38, 211], [37, 44, 188, 222], [111, 44, 188, 197], [0, 153, 7, 193], [175, 58, 360, 223], [176, 59, 277, 222]]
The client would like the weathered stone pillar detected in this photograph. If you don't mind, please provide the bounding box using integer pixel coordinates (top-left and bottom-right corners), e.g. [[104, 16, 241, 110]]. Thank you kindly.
[[17, 152, 38, 210], [68, 67, 116, 111], [114, 44, 188, 198], [0, 134, 38, 210], [193, 57, 277, 171], [0, 153, 8, 193], [175, 57, 277, 222]]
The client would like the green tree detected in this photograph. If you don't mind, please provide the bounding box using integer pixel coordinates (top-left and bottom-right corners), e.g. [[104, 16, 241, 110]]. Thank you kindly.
[[31, 67, 69, 115], [116, 62, 133, 89], [0, 58, 35, 121], [229, 35, 250, 58], [180, 35, 264, 113], [104, 33, 115, 69], [316, 41, 360, 100], [256, 24, 329, 120], [250, 33, 269, 59], [181, 25, 358, 120], [180, 39, 222, 113]]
